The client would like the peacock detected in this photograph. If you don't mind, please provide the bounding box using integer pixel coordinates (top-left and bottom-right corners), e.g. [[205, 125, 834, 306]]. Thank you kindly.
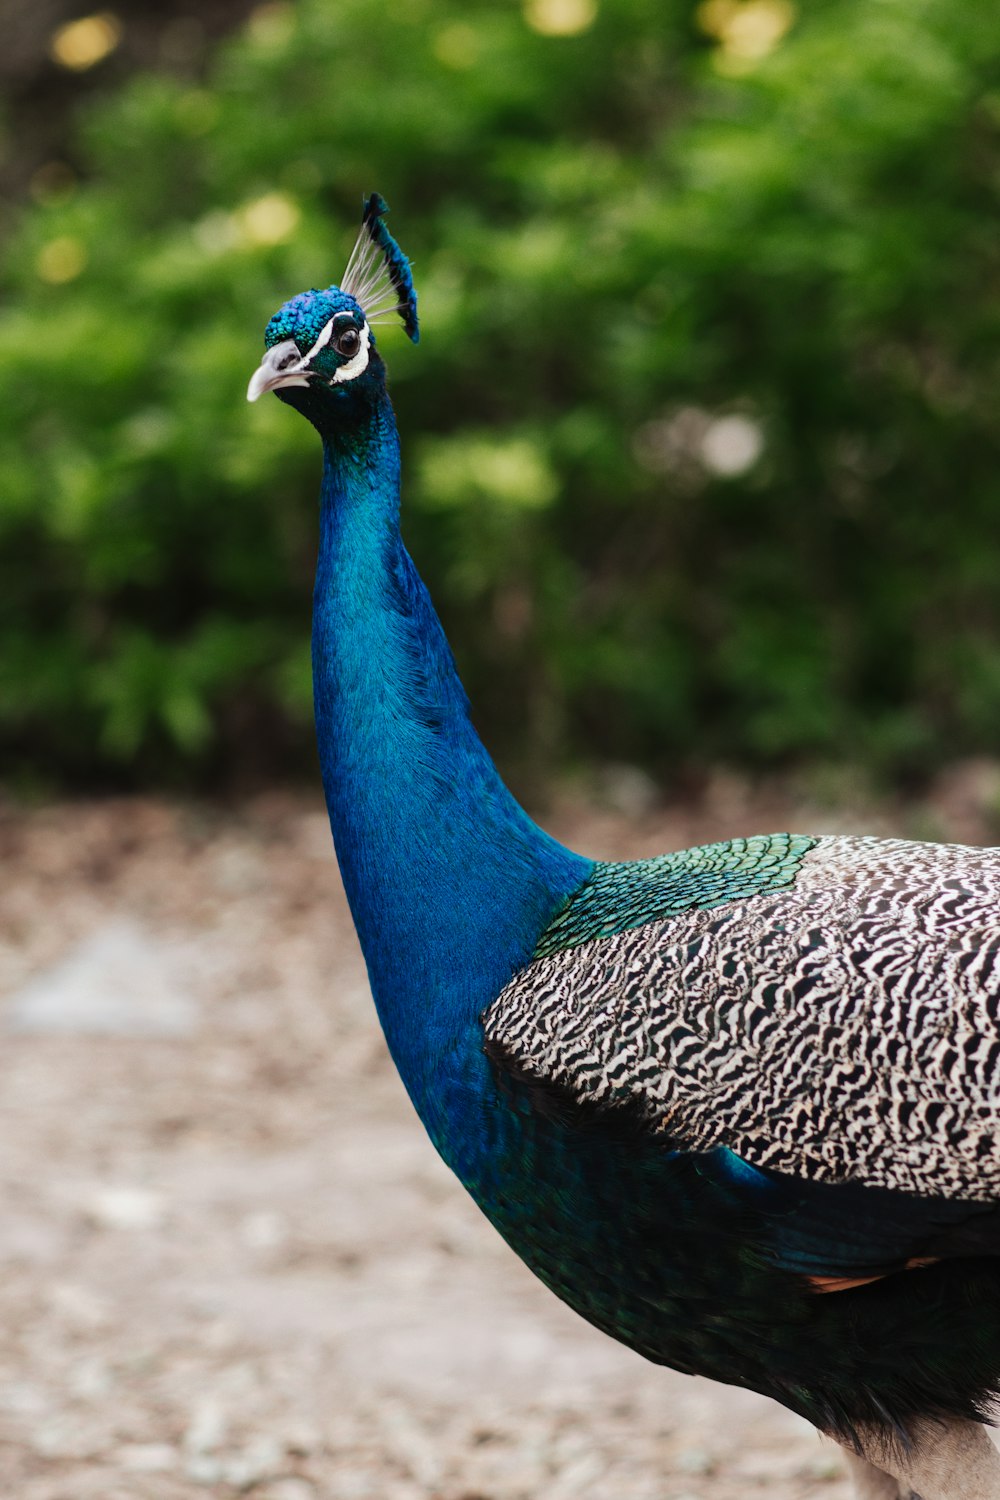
[[247, 194, 1000, 1500]]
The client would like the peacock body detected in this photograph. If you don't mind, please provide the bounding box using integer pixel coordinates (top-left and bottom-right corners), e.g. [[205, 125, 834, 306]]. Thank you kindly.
[[247, 196, 1000, 1500]]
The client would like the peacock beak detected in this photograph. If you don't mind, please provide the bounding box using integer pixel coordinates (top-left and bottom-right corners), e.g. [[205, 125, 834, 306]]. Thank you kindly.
[[246, 339, 311, 402]]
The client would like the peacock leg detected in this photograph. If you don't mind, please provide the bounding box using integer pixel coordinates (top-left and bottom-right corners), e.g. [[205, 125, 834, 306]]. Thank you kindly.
[[858, 1419, 1000, 1500], [842, 1447, 910, 1499]]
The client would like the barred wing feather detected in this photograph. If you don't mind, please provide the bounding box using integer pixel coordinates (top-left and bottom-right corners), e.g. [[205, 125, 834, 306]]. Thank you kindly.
[[484, 836, 1000, 1202]]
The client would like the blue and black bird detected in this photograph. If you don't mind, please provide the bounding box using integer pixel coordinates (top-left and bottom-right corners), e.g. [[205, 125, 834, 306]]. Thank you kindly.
[[248, 196, 1000, 1500]]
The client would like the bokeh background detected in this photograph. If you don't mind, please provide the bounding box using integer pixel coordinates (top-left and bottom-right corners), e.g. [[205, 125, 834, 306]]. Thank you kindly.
[[5, 0, 1000, 799], [3, 3, 1000, 1498]]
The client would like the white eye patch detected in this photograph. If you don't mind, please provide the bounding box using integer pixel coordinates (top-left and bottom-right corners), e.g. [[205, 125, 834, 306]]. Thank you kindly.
[[331, 321, 371, 383], [292, 315, 371, 384]]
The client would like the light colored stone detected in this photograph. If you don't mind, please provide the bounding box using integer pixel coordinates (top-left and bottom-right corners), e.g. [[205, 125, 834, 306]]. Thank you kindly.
[[241, 1209, 288, 1252], [6, 918, 198, 1037], [116, 1442, 177, 1472], [86, 1185, 166, 1231], [68, 1357, 113, 1400], [184, 1399, 228, 1454], [221, 1435, 284, 1487], [260, 1481, 316, 1500], [677, 1445, 714, 1475], [185, 1452, 224, 1485]]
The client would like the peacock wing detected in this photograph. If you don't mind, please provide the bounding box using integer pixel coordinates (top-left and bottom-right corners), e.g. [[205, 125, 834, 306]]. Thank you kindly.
[[483, 835, 1000, 1207]]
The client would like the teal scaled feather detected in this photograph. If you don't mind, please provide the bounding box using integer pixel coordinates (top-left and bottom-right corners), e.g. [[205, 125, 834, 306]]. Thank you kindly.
[[247, 195, 1000, 1491], [534, 831, 817, 957]]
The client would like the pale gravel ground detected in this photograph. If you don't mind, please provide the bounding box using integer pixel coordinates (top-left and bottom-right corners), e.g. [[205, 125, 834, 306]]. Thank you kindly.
[[0, 770, 999, 1500]]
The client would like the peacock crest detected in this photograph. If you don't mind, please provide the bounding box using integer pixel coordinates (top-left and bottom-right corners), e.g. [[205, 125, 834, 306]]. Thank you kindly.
[[341, 192, 419, 343]]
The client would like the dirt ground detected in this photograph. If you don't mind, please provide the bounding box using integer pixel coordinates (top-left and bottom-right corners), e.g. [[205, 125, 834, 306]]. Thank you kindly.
[[2, 770, 1000, 1500]]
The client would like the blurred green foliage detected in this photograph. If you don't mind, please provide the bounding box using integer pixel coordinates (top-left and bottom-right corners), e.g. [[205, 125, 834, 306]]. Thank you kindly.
[[3, 0, 1000, 787]]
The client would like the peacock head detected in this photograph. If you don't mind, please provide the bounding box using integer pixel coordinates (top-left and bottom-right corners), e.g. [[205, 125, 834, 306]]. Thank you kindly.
[[247, 193, 418, 417]]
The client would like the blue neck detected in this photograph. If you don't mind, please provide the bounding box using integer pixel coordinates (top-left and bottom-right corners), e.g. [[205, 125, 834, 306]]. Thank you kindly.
[[310, 388, 591, 1110]]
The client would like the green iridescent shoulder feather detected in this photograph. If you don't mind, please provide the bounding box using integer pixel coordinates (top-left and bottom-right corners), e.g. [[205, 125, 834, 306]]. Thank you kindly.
[[534, 833, 818, 959]]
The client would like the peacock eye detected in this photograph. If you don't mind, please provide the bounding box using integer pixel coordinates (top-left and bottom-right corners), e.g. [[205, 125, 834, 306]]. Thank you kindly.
[[335, 327, 361, 358]]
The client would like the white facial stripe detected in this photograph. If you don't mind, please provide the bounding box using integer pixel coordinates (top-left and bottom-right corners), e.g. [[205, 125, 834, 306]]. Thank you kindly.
[[330, 321, 371, 383], [289, 315, 370, 385]]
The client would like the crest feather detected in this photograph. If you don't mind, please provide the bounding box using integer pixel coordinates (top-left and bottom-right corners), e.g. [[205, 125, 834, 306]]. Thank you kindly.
[[341, 193, 419, 344]]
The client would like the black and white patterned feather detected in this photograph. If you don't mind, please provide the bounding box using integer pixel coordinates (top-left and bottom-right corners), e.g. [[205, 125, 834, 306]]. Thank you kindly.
[[483, 836, 1000, 1201]]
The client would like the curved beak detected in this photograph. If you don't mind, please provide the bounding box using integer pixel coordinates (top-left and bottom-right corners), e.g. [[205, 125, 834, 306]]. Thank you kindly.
[[246, 339, 311, 402]]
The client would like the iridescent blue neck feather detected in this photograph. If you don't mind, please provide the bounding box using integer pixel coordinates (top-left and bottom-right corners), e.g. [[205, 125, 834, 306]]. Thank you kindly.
[[307, 378, 591, 1113]]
